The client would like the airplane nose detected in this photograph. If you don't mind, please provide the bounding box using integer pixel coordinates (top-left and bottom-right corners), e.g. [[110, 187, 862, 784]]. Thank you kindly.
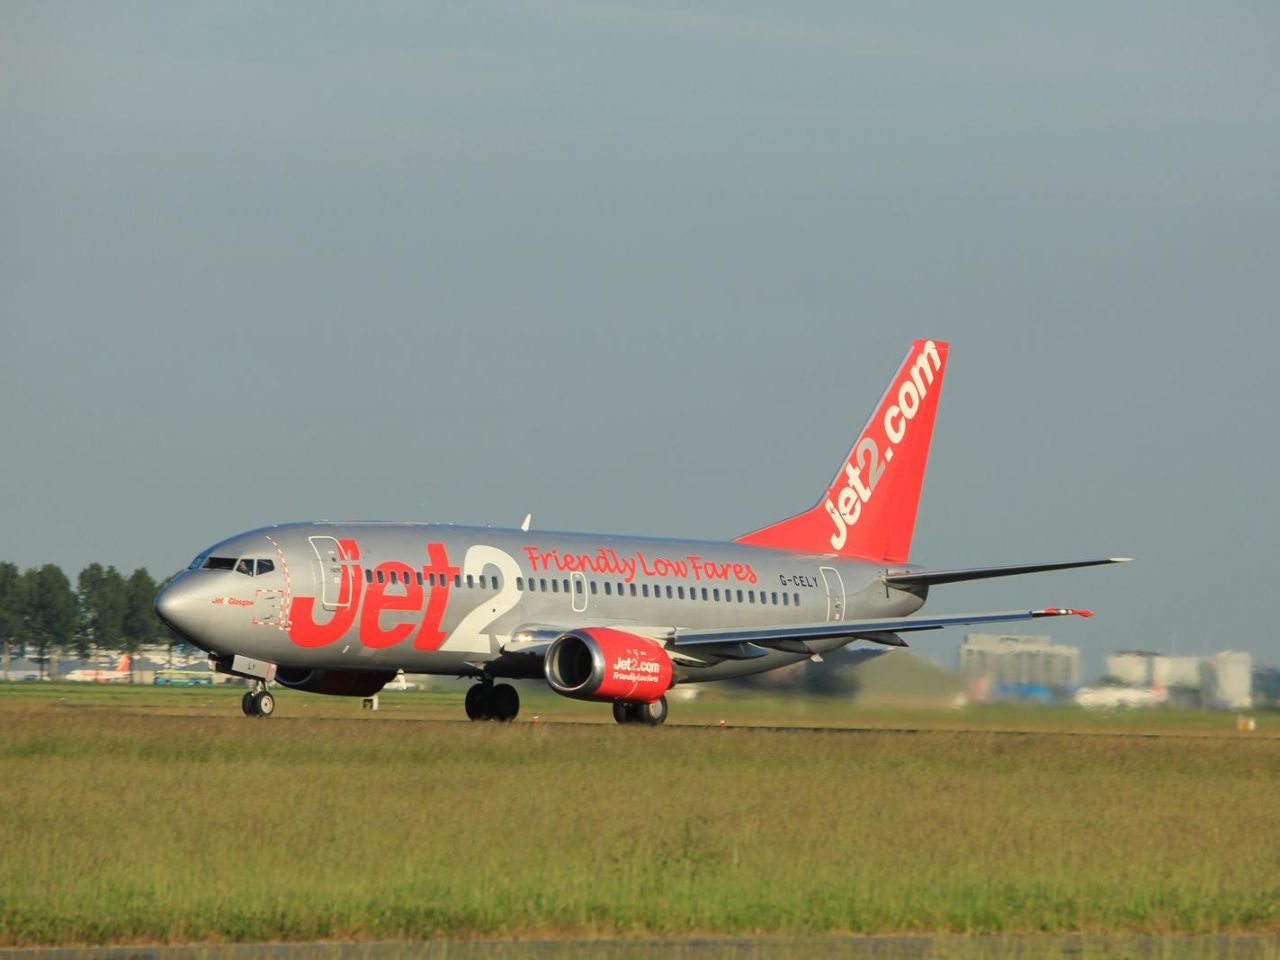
[[154, 575, 207, 644]]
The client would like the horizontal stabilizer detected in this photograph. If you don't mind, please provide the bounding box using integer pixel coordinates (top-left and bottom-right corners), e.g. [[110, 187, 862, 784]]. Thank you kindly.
[[884, 557, 1131, 588]]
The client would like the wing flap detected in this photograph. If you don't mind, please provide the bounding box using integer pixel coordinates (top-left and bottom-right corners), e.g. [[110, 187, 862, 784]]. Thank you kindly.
[[671, 608, 1094, 649]]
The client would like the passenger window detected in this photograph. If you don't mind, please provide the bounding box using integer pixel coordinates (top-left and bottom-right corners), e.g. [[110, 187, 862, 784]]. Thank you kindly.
[[377, 570, 385, 584], [562, 579, 569, 593], [517, 577, 524, 590], [701, 588, 709, 601], [604, 582, 612, 596], [256, 559, 274, 576], [749, 590, 755, 603], [629, 584, 637, 597], [772, 592, 779, 605], [677, 586, 685, 599], [713, 588, 720, 601], [416, 572, 423, 585], [665, 585, 673, 599], [541, 578, 548, 591], [552, 580, 559, 593], [794, 593, 800, 606], [782, 592, 789, 606], [365, 569, 373, 584], [590, 581, 598, 595], [575, 579, 584, 594], [737, 590, 743, 602], [454, 574, 462, 588], [642, 584, 650, 598], [390, 570, 399, 584]]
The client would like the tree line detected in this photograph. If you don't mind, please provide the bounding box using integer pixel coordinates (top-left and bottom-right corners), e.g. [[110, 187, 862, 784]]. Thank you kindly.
[[0, 561, 176, 672]]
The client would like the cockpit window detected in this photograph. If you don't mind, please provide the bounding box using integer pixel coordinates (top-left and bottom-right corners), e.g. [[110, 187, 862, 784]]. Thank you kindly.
[[235, 558, 254, 576], [202, 557, 237, 571], [255, 559, 274, 576]]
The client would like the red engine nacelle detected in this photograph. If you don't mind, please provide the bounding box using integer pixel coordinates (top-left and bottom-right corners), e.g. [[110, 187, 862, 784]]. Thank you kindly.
[[544, 628, 674, 703], [275, 667, 396, 698]]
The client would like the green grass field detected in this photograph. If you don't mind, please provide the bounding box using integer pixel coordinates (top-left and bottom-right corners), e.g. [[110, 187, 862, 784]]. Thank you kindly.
[[1, 684, 1277, 947]]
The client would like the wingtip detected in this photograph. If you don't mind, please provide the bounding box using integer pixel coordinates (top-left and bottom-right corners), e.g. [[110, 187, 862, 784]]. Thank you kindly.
[[1109, 556, 1134, 563]]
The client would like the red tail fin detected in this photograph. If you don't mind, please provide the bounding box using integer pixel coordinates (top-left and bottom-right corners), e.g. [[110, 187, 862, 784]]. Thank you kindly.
[[117, 654, 131, 673], [736, 339, 949, 563]]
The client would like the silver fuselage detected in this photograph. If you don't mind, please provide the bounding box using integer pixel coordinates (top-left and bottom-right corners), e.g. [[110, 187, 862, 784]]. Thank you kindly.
[[158, 522, 926, 684]]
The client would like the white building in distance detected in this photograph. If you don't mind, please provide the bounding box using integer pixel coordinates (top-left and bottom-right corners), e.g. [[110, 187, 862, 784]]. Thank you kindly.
[[959, 634, 1081, 688], [1107, 651, 1201, 688], [1202, 651, 1252, 709]]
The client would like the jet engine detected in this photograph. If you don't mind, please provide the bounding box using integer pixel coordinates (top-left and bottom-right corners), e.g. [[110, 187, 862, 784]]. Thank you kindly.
[[544, 628, 673, 702], [275, 667, 397, 698]]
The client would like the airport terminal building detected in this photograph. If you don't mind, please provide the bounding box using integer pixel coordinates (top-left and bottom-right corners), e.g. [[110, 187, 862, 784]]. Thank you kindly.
[[959, 633, 1081, 689]]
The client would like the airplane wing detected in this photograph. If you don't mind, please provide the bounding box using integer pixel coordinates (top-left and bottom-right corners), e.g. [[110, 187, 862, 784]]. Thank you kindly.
[[884, 557, 1130, 587], [670, 607, 1094, 652]]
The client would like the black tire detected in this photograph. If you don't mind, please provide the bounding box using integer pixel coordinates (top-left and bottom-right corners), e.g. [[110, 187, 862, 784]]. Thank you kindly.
[[465, 684, 486, 721], [612, 701, 635, 725], [490, 683, 519, 722], [241, 691, 260, 717], [256, 691, 275, 717], [637, 695, 668, 726]]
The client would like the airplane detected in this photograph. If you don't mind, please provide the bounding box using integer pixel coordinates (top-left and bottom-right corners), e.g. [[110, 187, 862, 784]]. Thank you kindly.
[[65, 653, 133, 683], [154, 339, 1128, 723]]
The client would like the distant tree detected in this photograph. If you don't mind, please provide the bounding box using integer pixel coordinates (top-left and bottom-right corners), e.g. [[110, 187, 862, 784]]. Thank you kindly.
[[1255, 667, 1280, 705], [76, 563, 127, 660], [0, 562, 27, 663], [25, 564, 78, 676], [123, 568, 163, 660]]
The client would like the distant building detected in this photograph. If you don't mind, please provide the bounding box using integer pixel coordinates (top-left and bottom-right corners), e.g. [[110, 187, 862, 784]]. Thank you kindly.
[[1151, 655, 1202, 689], [1202, 651, 1252, 709], [959, 634, 1080, 688], [1108, 651, 1202, 689], [1106, 651, 1159, 686]]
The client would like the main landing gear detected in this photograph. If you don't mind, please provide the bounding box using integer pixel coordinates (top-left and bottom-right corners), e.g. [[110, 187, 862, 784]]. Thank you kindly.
[[241, 681, 275, 717], [465, 680, 520, 722], [612, 695, 668, 726]]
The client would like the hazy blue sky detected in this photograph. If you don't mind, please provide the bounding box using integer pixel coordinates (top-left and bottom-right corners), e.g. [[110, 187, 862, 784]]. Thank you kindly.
[[3, 2, 1277, 676]]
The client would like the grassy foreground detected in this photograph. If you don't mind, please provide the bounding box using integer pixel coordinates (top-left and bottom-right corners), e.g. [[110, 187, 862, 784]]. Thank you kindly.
[[1, 687, 1278, 945]]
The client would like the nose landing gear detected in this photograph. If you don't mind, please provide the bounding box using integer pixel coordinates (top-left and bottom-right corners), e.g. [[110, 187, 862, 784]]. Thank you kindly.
[[241, 682, 275, 717], [612, 695, 668, 726], [464, 680, 520, 722]]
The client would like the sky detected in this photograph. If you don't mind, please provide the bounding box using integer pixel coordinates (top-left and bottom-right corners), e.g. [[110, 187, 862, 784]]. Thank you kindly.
[[2, 2, 1277, 678]]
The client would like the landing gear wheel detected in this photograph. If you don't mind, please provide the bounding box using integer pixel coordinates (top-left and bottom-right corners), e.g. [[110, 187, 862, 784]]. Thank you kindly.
[[612, 701, 638, 725], [242, 691, 260, 717], [465, 684, 486, 721], [637, 696, 668, 726], [490, 683, 519, 722], [256, 691, 275, 717]]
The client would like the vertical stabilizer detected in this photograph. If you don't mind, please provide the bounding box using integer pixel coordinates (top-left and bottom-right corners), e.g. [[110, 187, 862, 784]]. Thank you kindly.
[[736, 339, 949, 564]]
